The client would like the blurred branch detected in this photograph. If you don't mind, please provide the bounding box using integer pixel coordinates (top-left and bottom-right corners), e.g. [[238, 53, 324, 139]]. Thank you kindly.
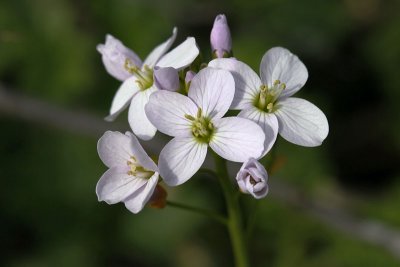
[[1, 84, 400, 260]]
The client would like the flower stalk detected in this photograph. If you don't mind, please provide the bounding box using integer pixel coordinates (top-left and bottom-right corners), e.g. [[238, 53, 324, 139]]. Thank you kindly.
[[213, 153, 250, 267]]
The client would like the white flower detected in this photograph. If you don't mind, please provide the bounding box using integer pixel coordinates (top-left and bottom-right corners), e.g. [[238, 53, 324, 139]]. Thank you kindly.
[[145, 67, 265, 186], [98, 28, 199, 140], [209, 47, 329, 153], [236, 158, 268, 199], [96, 131, 159, 214]]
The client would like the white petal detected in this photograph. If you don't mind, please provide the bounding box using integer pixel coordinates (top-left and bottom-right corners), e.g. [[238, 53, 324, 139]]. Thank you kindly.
[[158, 137, 208, 186], [238, 107, 279, 156], [105, 77, 140, 121], [275, 97, 329, 147], [97, 131, 132, 168], [97, 34, 142, 81], [156, 37, 199, 69], [145, 90, 197, 137], [143, 27, 178, 67], [209, 58, 261, 109], [125, 132, 158, 172], [96, 166, 148, 204], [123, 173, 159, 214], [128, 87, 158, 141], [260, 47, 308, 98], [188, 67, 234, 119], [210, 117, 265, 162]]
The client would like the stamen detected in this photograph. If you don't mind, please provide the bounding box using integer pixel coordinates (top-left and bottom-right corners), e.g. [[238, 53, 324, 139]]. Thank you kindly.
[[188, 109, 214, 143], [184, 114, 196, 121], [267, 103, 274, 112]]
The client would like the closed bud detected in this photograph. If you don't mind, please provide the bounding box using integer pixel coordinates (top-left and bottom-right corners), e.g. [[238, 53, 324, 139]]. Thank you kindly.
[[236, 158, 269, 199], [148, 184, 168, 209], [210, 14, 232, 58]]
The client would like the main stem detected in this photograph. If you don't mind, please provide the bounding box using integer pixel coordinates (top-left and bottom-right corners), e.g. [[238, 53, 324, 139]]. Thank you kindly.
[[213, 154, 249, 267]]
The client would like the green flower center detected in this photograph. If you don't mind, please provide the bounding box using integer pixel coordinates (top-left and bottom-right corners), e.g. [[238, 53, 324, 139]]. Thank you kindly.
[[127, 156, 154, 179], [254, 80, 286, 113], [124, 59, 154, 90], [185, 108, 215, 144]]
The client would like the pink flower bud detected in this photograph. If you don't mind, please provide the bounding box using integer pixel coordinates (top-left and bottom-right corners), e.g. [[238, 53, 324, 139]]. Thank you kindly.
[[185, 70, 196, 84], [97, 34, 142, 81], [236, 158, 269, 199], [153, 66, 180, 91], [210, 14, 232, 58]]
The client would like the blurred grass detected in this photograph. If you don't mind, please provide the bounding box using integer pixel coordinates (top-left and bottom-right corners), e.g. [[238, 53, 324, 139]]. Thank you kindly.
[[1, 0, 400, 266]]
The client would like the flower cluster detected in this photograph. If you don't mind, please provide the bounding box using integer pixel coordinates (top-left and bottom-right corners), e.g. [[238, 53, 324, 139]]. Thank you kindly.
[[96, 14, 329, 213]]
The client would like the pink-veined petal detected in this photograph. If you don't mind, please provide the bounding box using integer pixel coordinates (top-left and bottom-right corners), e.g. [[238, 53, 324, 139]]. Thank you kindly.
[[145, 90, 197, 137], [158, 137, 208, 186], [143, 27, 178, 68], [188, 67, 234, 119], [105, 77, 140, 121], [124, 132, 158, 172], [123, 173, 159, 214], [275, 97, 329, 147], [260, 47, 308, 98], [209, 117, 265, 162], [209, 58, 261, 109], [97, 131, 133, 168], [156, 37, 199, 69], [128, 87, 158, 141], [238, 107, 278, 157], [96, 166, 148, 204]]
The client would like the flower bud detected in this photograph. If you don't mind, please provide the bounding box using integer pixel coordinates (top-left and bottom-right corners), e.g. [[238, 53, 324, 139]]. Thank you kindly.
[[210, 14, 232, 58], [153, 66, 180, 91], [148, 184, 167, 209], [185, 70, 196, 84], [97, 34, 142, 81], [236, 158, 269, 199]]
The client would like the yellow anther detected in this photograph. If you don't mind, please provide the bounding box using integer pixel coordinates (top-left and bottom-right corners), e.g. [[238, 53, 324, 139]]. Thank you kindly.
[[273, 80, 281, 86], [184, 114, 196, 121], [197, 108, 202, 118], [267, 103, 274, 112]]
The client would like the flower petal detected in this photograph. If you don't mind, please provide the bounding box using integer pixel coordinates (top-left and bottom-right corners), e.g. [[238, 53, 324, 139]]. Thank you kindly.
[[210, 117, 265, 162], [145, 90, 197, 137], [125, 132, 158, 172], [238, 107, 278, 156], [260, 47, 308, 98], [158, 137, 208, 186], [96, 166, 148, 204], [128, 87, 158, 141], [123, 173, 159, 214], [105, 77, 140, 121], [209, 58, 261, 109], [153, 66, 180, 91], [143, 27, 178, 67], [188, 67, 234, 119], [275, 97, 329, 146], [97, 34, 142, 81], [156, 37, 199, 69], [97, 131, 133, 168]]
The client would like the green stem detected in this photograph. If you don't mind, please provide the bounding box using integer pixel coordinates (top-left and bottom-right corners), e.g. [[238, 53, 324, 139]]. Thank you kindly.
[[213, 153, 250, 267], [166, 201, 227, 225]]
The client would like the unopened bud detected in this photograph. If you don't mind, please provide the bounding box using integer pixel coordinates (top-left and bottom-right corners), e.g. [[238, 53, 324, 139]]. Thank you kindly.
[[210, 14, 232, 58], [148, 184, 167, 209]]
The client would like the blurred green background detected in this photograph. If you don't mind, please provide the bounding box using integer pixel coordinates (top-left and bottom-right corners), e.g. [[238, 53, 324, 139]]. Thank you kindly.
[[1, 0, 400, 266]]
